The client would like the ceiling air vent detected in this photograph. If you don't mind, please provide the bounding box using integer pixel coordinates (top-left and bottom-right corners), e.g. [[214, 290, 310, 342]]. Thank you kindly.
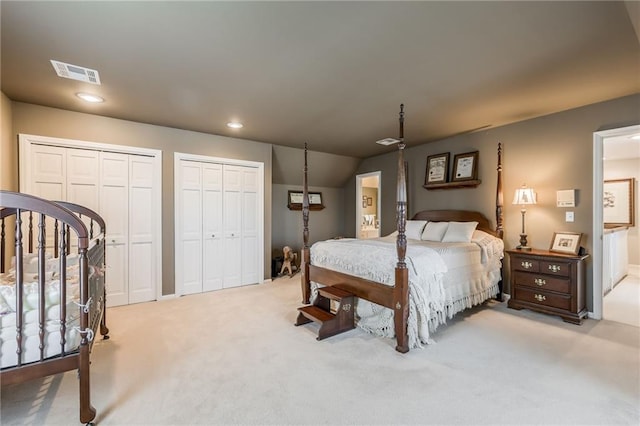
[[375, 138, 400, 146], [50, 60, 101, 85]]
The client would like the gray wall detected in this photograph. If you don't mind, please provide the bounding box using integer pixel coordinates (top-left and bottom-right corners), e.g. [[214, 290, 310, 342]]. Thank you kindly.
[[344, 94, 640, 311], [604, 157, 640, 264], [9, 102, 273, 295], [272, 184, 345, 258]]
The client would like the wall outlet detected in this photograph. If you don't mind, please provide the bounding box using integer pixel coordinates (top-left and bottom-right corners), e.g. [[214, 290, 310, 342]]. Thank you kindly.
[[566, 211, 575, 222]]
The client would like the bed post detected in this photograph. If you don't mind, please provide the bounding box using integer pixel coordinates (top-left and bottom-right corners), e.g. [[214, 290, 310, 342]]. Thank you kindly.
[[301, 143, 311, 304], [393, 104, 409, 353], [495, 142, 504, 301], [496, 142, 504, 239], [78, 246, 97, 424]]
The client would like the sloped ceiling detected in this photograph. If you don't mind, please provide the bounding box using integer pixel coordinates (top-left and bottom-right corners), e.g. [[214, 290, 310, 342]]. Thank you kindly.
[[1, 1, 639, 160]]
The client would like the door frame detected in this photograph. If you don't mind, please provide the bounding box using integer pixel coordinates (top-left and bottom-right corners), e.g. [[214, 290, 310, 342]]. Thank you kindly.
[[174, 152, 265, 297], [591, 124, 640, 319], [18, 133, 163, 302], [355, 171, 381, 238]]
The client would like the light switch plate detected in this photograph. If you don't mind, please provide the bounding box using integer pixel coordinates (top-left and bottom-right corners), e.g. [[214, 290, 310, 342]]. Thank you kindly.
[[566, 211, 574, 222]]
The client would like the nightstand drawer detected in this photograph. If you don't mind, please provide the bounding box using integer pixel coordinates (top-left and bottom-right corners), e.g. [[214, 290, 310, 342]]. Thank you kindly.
[[513, 271, 570, 294], [514, 286, 571, 311], [539, 260, 571, 277], [513, 257, 539, 273]]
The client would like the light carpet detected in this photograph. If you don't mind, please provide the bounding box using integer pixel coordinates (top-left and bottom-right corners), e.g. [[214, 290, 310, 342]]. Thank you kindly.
[[604, 271, 640, 328], [1, 275, 639, 425]]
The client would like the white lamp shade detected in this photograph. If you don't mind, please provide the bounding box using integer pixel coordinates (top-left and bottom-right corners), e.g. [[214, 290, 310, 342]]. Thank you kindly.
[[513, 187, 537, 205]]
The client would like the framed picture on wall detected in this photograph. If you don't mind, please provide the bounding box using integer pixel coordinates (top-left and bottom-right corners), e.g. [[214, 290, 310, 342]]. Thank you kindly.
[[604, 178, 635, 227], [425, 152, 450, 185], [367, 197, 372, 206], [288, 190, 324, 211], [451, 151, 479, 182]]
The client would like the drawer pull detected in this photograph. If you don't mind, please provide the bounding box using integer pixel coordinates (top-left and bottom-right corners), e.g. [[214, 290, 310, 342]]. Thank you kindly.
[[534, 294, 546, 302], [521, 261, 533, 269], [534, 278, 546, 286], [548, 264, 562, 273]]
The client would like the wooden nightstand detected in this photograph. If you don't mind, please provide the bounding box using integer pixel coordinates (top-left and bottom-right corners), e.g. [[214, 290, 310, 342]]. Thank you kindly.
[[507, 249, 589, 324]]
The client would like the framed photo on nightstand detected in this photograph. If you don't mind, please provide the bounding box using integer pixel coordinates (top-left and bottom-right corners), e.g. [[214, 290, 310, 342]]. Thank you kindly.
[[549, 231, 582, 255]]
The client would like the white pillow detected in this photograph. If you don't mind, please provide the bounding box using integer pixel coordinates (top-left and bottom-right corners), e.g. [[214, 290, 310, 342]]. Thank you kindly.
[[442, 221, 479, 243], [405, 220, 428, 240], [421, 221, 449, 242]]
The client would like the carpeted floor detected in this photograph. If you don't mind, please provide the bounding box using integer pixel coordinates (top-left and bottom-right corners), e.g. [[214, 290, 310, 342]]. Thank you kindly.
[[2, 274, 639, 425], [604, 271, 640, 327]]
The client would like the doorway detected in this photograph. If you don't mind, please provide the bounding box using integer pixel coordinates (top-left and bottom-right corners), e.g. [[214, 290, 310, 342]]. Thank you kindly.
[[592, 125, 640, 324], [356, 171, 381, 239]]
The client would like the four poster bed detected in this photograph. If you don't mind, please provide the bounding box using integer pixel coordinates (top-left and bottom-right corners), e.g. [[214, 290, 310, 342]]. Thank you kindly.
[[0, 191, 108, 424], [298, 105, 504, 353]]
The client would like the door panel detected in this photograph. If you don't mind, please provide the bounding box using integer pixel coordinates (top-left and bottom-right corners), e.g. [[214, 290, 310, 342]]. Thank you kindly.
[[179, 161, 202, 295], [100, 152, 129, 307], [128, 241, 154, 304], [242, 191, 259, 285], [203, 163, 223, 292], [128, 157, 155, 303]]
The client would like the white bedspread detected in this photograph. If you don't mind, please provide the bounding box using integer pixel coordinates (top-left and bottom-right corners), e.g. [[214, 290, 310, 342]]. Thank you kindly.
[[310, 233, 503, 348], [311, 238, 447, 348]]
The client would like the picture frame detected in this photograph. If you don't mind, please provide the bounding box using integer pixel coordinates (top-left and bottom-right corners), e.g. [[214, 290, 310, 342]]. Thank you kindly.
[[549, 231, 583, 255], [425, 152, 450, 185], [603, 178, 635, 227], [362, 199, 367, 208], [287, 190, 324, 211], [451, 151, 479, 182], [366, 197, 372, 206]]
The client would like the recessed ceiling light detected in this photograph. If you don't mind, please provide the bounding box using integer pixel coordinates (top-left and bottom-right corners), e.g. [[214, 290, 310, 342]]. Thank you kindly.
[[227, 122, 243, 129], [76, 92, 104, 103]]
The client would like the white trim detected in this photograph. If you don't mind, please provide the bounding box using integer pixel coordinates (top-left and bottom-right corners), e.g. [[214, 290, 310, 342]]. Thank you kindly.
[[19, 133, 164, 304], [592, 125, 640, 320], [174, 152, 265, 297], [159, 294, 178, 302], [628, 264, 640, 276]]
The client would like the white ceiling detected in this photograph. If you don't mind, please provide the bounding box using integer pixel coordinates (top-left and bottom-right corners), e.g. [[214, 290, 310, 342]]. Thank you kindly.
[[604, 133, 640, 160], [2, 1, 639, 159]]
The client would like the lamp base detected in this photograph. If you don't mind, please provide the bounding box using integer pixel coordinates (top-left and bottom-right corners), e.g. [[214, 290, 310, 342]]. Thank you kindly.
[[518, 233, 530, 251]]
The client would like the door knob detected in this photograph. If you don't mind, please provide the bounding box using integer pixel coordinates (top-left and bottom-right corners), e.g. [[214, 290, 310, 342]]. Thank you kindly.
[[211, 234, 215, 238]]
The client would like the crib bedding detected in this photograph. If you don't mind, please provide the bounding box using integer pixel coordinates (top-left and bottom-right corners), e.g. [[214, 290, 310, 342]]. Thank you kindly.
[[0, 254, 83, 368], [310, 232, 503, 347]]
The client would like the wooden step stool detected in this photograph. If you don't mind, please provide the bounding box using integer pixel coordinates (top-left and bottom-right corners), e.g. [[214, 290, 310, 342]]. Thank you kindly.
[[295, 285, 355, 340]]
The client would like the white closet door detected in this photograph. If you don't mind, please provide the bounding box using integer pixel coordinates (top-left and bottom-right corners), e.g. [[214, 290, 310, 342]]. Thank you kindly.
[[30, 144, 66, 201], [180, 161, 203, 295], [128, 156, 156, 304], [67, 148, 99, 251], [241, 167, 259, 285], [202, 163, 224, 292], [29, 145, 66, 250], [67, 148, 99, 211], [100, 152, 129, 307], [222, 165, 242, 288]]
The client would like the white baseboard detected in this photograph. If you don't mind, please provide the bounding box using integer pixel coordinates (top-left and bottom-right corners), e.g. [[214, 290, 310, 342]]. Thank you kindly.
[[628, 264, 640, 276], [262, 278, 273, 284], [159, 294, 177, 301]]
